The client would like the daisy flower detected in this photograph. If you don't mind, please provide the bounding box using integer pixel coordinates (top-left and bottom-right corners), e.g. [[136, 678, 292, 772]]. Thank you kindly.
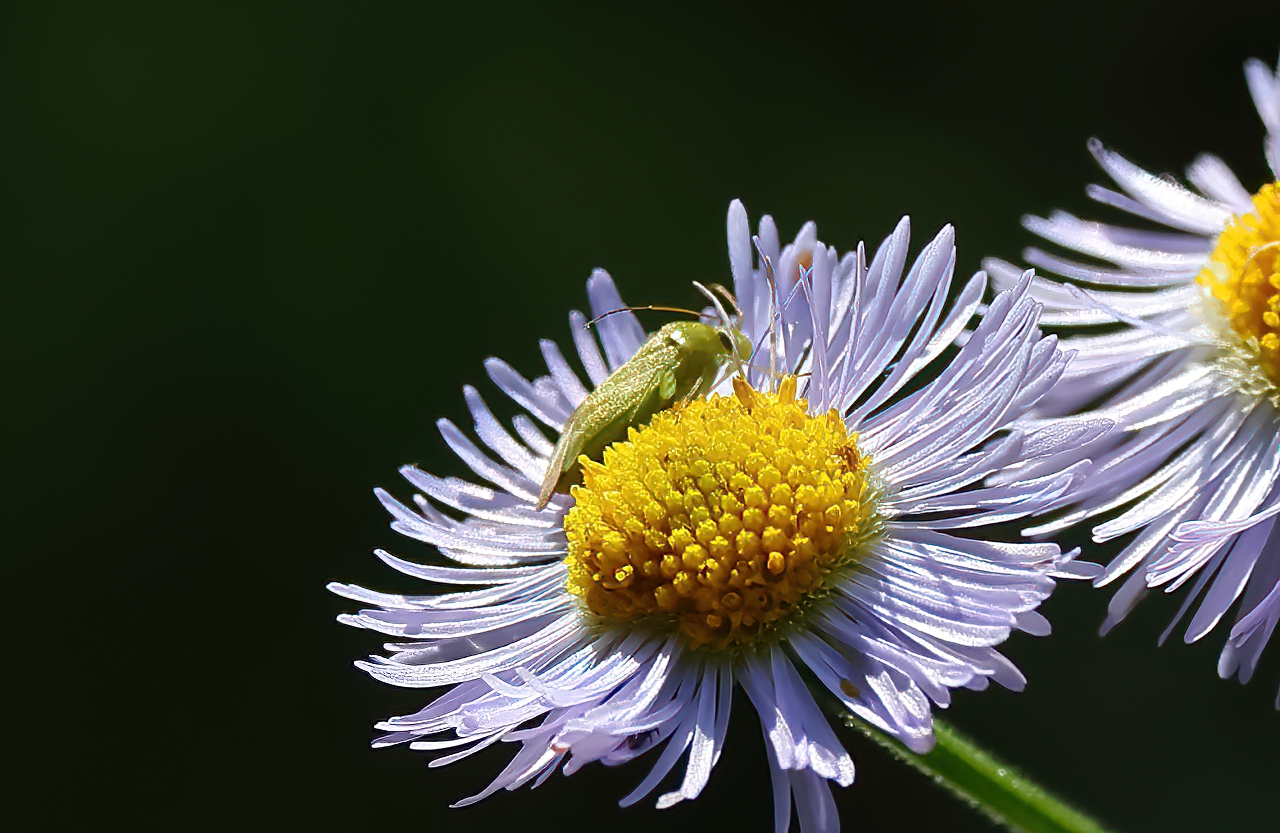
[[330, 200, 1101, 831], [983, 55, 1280, 707]]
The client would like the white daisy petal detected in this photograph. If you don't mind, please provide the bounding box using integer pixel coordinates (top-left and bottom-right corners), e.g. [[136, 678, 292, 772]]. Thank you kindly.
[[334, 199, 1101, 828], [998, 55, 1280, 701], [1187, 153, 1255, 213], [1085, 138, 1233, 234], [1245, 56, 1280, 135]]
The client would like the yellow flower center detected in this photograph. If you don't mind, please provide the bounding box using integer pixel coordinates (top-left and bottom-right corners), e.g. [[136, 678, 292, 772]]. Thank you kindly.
[[1197, 182, 1280, 386], [563, 376, 878, 650]]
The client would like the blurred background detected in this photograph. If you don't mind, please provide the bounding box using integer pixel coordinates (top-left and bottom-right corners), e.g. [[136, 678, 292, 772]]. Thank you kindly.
[[6, 1, 1278, 829]]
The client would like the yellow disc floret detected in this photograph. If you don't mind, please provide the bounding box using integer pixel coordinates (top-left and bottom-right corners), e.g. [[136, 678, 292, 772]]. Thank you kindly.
[[1198, 181, 1280, 386], [562, 376, 878, 650]]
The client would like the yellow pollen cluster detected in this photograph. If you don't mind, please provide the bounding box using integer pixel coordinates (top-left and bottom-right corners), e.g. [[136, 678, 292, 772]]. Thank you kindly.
[[562, 376, 877, 650], [1198, 182, 1280, 385]]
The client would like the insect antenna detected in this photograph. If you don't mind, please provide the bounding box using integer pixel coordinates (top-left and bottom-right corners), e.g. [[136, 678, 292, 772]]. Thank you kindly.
[[707, 283, 743, 316], [791, 263, 824, 403], [692, 281, 752, 384], [753, 236, 782, 389], [584, 305, 702, 329], [748, 237, 826, 394], [691, 281, 738, 332]]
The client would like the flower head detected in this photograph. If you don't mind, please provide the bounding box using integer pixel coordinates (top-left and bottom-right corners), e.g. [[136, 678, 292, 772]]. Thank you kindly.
[[983, 55, 1280, 707], [563, 375, 879, 650], [331, 201, 1100, 829]]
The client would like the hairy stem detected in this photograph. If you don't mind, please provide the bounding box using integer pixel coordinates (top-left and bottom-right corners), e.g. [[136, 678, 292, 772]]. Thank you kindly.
[[847, 716, 1113, 833]]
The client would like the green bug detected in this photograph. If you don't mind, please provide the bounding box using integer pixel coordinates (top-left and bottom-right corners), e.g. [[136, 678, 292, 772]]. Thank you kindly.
[[535, 291, 754, 510]]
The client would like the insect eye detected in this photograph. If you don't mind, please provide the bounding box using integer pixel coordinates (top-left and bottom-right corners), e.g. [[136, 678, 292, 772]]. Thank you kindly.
[[717, 330, 734, 351]]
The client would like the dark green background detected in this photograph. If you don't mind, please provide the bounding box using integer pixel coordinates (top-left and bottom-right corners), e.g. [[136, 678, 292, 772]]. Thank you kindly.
[[7, 2, 1277, 830]]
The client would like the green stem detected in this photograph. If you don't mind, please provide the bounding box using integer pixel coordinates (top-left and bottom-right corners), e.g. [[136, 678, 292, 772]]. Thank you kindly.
[[847, 716, 1114, 833]]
